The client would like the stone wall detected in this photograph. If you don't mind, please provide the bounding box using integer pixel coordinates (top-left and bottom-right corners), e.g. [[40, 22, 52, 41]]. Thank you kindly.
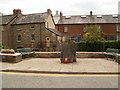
[[40, 28, 62, 52], [46, 15, 55, 29], [2, 25, 12, 49], [9, 23, 62, 52], [34, 52, 105, 58], [11, 23, 42, 50]]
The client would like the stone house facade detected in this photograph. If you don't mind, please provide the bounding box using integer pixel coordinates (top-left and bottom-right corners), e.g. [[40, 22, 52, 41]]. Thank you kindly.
[[54, 11, 120, 41], [1, 9, 63, 51]]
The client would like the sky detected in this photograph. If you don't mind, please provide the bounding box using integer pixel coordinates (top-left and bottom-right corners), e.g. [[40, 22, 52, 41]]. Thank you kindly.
[[0, 0, 120, 15]]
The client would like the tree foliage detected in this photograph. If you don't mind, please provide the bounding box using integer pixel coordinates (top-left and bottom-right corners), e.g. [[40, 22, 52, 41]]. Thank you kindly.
[[83, 25, 103, 42]]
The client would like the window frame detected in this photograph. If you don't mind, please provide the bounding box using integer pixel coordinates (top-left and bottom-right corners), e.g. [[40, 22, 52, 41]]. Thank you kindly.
[[30, 26, 35, 30], [64, 26, 68, 33], [17, 34, 22, 42], [31, 34, 35, 42]]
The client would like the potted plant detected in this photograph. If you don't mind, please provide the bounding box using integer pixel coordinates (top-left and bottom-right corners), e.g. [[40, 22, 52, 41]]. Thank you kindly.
[[1, 49, 15, 54]]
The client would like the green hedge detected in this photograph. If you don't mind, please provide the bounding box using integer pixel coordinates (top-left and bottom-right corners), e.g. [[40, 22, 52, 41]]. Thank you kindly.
[[77, 40, 120, 52]]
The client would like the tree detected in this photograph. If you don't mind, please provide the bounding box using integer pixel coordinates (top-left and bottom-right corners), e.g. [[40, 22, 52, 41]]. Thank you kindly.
[[83, 25, 103, 42]]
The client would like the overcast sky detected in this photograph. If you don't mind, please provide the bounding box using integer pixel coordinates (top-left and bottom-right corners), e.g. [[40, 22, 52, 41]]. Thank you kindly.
[[0, 0, 120, 15]]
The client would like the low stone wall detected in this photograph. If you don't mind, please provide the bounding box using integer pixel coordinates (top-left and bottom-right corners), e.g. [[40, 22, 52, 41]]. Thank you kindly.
[[34, 52, 105, 58], [34, 52, 60, 58], [76, 52, 105, 58]]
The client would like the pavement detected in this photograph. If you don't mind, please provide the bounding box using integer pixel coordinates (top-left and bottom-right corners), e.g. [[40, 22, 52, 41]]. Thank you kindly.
[[0, 58, 119, 74]]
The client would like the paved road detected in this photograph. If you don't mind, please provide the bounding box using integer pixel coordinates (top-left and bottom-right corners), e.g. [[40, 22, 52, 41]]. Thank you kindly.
[[1, 72, 119, 88]]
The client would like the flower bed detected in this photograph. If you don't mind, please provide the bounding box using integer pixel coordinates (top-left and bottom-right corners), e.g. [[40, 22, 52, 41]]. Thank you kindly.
[[1, 49, 15, 54]]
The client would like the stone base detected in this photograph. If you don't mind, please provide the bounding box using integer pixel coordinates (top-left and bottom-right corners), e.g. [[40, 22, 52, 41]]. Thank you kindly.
[[1, 54, 22, 63]]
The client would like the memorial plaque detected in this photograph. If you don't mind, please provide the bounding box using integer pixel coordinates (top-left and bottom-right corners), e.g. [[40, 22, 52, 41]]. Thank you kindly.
[[60, 36, 77, 63]]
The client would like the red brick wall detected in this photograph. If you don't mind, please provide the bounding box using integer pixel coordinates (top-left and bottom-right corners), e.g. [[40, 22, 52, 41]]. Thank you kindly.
[[100, 24, 117, 40], [56, 24, 117, 40], [57, 24, 84, 36]]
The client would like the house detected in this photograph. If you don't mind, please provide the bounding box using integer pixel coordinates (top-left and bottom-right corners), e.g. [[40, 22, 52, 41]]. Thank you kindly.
[[1, 9, 63, 51], [54, 11, 120, 41]]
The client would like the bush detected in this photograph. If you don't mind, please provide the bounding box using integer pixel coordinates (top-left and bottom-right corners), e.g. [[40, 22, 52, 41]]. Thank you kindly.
[[77, 40, 120, 52]]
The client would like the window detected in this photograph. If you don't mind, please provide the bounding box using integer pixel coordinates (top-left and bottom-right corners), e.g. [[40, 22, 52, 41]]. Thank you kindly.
[[31, 34, 35, 41], [16, 28, 21, 31], [109, 35, 115, 40], [46, 37, 50, 41], [47, 22, 49, 27], [17, 34, 22, 42], [117, 24, 120, 32], [76, 36, 81, 42], [112, 15, 118, 18], [97, 15, 102, 18], [64, 27, 68, 33], [103, 35, 107, 40], [30, 26, 35, 30], [117, 33, 120, 40]]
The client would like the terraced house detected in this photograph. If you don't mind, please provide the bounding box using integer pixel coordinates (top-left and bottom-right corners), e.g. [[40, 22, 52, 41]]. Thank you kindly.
[[1, 9, 63, 51], [54, 11, 120, 42]]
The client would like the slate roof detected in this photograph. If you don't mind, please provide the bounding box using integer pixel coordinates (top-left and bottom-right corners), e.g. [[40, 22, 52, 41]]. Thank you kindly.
[[0, 15, 16, 25], [12, 12, 48, 25], [46, 27, 63, 36], [57, 15, 118, 24]]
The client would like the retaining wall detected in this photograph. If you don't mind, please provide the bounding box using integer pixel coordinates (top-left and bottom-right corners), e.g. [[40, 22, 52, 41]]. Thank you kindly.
[[34, 52, 105, 58]]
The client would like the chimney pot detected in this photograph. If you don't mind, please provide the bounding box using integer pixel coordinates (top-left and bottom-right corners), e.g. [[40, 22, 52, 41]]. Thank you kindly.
[[47, 9, 52, 15], [60, 11, 63, 20], [60, 11, 63, 17], [56, 11, 59, 15], [90, 11, 93, 16], [13, 9, 22, 15]]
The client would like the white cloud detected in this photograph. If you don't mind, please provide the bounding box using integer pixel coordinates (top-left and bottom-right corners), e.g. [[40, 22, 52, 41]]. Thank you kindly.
[[0, 0, 119, 15]]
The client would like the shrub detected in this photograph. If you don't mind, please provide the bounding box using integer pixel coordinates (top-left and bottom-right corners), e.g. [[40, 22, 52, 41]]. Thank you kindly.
[[77, 40, 120, 52]]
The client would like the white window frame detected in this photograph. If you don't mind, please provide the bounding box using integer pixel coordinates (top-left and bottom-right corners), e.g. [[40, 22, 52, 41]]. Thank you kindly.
[[117, 24, 120, 32], [117, 33, 120, 40], [64, 26, 68, 33]]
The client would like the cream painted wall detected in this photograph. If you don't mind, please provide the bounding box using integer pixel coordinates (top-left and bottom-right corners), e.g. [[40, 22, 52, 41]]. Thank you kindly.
[[46, 15, 55, 29]]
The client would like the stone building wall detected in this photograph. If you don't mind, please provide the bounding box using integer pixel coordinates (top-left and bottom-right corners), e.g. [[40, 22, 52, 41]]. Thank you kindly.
[[2, 25, 12, 49], [46, 15, 55, 29], [8, 23, 63, 52], [11, 23, 42, 50], [40, 27, 62, 52]]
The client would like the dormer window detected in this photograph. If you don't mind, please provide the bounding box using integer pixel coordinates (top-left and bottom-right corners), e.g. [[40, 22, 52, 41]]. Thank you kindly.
[[65, 16, 71, 19], [81, 16, 87, 18], [112, 15, 118, 18], [97, 15, 102, 18]]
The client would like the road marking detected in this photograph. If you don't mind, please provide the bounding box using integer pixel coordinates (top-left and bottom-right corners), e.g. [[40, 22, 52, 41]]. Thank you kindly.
[[0, 72, 119, 77]]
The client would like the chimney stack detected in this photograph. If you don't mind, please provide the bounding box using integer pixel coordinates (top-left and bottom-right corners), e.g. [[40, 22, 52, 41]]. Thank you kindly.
[[60, 11, 63, 20], [90, 11, 93, 16], [13, 9, 22, 16], [47, 9, 52, 15]]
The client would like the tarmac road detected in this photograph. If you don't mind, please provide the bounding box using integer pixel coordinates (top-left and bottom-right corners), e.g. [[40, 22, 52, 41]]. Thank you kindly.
[[1, 72, 119, 88]]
